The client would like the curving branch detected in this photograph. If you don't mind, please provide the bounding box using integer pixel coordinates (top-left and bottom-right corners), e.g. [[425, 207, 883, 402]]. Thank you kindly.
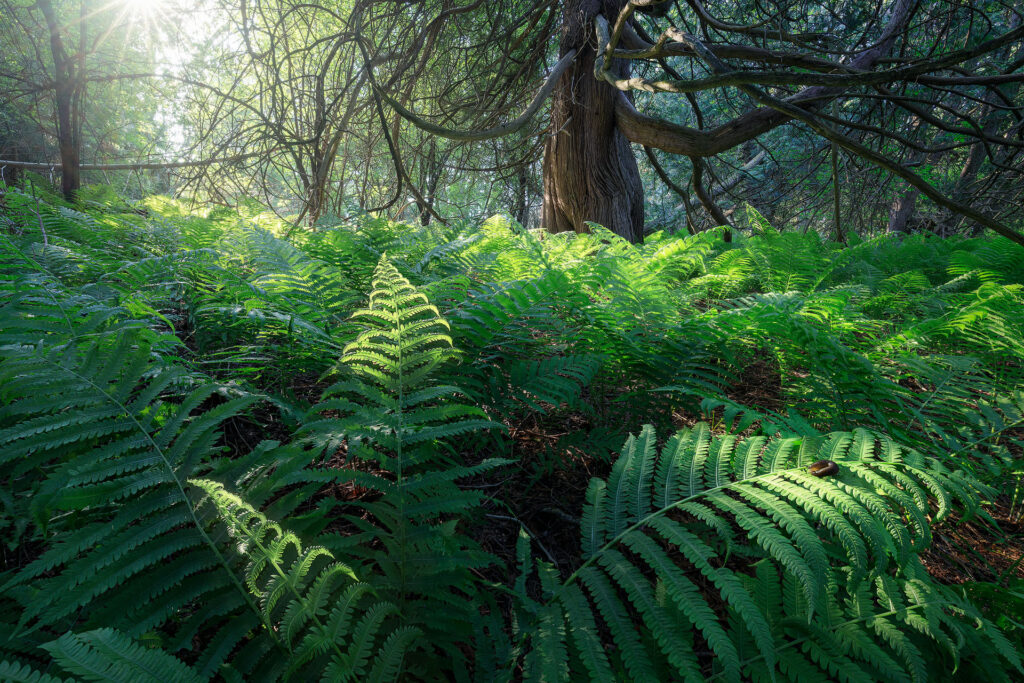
[[610, 0, 919, 157], [673, 31, 1024, 246], [643, 145, 698, 234], [375, 49, 578, 142], [595, 21, 1024, 94]]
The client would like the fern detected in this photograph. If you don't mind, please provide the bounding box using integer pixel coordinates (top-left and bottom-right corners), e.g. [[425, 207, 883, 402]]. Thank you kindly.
[[0, 660, 69, 683], [191, 480, 418, 681], [693, 395, 818, 437], [3, 190, 1022, 682], [295, 256, 509, 673], [0, 330, 282, 678], [501, 354, 603, 413], [448, 270, 580, 352], [187, 227, 360, 385], [889, 357, 1024, 475], [516, 425, 1022, 681], [688, 248, 754, 299], [40, 629, 204, 683], [413, 232, 483, 275]]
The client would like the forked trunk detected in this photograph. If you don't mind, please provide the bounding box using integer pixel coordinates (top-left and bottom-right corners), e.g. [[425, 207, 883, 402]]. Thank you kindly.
[[542, 0, 644, 243]]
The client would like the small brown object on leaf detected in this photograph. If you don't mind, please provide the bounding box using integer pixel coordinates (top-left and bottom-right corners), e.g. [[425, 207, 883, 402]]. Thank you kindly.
[[809, 459, 840, 477]]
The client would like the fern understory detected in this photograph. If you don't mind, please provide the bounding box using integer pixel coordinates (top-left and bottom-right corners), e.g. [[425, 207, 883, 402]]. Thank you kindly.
[[1, 185, 1022, 681]]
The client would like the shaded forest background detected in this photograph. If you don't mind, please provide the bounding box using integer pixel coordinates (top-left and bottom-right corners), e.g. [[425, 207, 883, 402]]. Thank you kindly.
[[2, 0, 1022, 244]]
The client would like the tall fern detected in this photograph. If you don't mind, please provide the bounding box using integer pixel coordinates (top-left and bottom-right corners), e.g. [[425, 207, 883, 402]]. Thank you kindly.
[[295, 256, 509, 674]]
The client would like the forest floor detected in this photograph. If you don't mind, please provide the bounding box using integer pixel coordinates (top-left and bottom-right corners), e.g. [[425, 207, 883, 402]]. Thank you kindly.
[[453, 364, 1024, 594], [921, 499, 1024, 584]]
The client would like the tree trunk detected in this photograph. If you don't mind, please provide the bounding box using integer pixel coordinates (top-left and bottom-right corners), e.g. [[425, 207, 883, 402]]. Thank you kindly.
[[831, 143, 845, 244], [512, 165, 530, 228], [542, 0, 644, 242], [417, 138, 440, 226], [55, 86, 80, 202], [38, 0, 80, 202], [887, 188, 918, 234]]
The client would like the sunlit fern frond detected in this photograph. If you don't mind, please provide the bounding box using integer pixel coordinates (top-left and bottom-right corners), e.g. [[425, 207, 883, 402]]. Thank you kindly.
[[639, 228, 717, 281], [747, 231, 830, 294], [244, 227, 357, 333], [516, 425, 1021, 681], [413, 231, 483, 275], [947, 236, 1024, 284], [686, 247, 754, 299], [191, 480, 420, 681], [296, 255, 508, 673], [0, 330, 283, 679]]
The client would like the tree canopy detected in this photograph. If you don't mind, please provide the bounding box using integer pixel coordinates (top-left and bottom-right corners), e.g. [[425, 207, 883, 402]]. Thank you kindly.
[[1, 0, 1021, 243]]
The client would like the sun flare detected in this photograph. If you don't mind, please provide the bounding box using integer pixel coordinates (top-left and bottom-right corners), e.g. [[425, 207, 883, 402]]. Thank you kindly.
[[128, 0, 163, 14]]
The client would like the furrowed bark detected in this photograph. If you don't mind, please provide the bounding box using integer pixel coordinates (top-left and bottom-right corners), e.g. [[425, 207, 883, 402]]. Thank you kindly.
[[542, 0, 644, 242]]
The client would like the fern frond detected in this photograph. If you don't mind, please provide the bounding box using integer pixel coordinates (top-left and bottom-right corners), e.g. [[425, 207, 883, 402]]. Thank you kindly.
[[517, 424, 1021, 680], [191, 479, 416, 680], [40, 629, 203, 683], [0, 661, 70, 683], [0, 330, 282, 677], [295, 256, 507, 673]]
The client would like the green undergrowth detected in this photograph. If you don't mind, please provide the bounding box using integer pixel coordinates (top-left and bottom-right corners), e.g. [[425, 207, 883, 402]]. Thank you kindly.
[[1, 187, 1022, 680]]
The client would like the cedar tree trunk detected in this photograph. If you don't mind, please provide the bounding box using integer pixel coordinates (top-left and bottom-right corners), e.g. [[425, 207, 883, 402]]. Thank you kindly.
[[542, 0, 644, 242]]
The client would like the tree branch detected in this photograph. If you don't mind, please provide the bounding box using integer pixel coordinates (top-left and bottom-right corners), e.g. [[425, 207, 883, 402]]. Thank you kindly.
[[0, 152, 267, 171], [376, 49, 577, 142]]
